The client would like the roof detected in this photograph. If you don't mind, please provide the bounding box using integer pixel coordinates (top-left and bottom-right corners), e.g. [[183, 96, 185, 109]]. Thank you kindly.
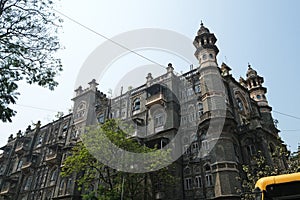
[[255, 172, 300, 191]]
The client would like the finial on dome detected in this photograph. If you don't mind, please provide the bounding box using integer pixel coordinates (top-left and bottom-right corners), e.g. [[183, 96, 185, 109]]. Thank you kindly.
[[248, 62, 251, 68], [200, 20, 203, 26]]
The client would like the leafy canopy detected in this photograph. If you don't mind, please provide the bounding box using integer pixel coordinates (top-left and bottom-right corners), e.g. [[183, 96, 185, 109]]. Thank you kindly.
[[61, 119, 175, 200], [0, 0, 63, 122]]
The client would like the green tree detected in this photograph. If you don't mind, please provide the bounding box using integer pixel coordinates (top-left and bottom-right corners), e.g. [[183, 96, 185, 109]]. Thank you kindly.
[[239, 145, 297, 200], [0, 0, 63, 122], [61, 119, 174, 200]]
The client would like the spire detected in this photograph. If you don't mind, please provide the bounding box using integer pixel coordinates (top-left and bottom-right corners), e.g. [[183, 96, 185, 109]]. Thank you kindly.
[[193, 23, 219, 63], [197, 21, 210, 36], [244, 64, 270, 112]]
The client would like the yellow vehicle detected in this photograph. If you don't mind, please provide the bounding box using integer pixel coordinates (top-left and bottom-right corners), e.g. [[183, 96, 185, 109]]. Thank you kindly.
[[254, 172, 300, 200]]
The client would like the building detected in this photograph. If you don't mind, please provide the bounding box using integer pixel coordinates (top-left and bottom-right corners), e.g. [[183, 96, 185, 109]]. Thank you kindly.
[[0, 23, 287, 200]]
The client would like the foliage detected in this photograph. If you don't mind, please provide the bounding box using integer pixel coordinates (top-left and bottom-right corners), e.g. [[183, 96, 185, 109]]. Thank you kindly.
[[0, 0, 63, 122], [61, 119, 175, 200], [239, 145, 299, 200]]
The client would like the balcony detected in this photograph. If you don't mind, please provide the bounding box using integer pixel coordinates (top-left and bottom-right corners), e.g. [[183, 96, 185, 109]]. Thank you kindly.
[[199, 110, 228, 123], [145, 93, 165, 107], [45, 153, 60, 165], [21, 161, 34, 173], [15, 144, 29, 154], [0, 187, 12, 195]]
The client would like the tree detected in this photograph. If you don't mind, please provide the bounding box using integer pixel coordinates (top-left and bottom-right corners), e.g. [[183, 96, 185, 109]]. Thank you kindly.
[[61, 119, 175, 200], [238, 145, 297, 200], [0, 0, 63, 122]]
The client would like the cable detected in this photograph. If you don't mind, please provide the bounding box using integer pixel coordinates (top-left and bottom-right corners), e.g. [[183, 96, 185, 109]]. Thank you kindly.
[[53, 8, 168, 71], [15, 104, 60, 113], [273, 110, 300, 121], [280, 129, 300, 132]]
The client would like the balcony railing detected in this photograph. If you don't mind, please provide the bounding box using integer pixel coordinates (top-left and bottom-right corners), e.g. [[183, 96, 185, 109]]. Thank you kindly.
[[15, 144, 28, 154], [21, 161, 34, 172], [45, 153, 59, 164], [145, 93, 165, 107]]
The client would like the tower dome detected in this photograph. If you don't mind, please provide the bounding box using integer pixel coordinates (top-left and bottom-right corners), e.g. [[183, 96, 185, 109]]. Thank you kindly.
[[246, 64, 258, 78], [197, 21, 210, 35]]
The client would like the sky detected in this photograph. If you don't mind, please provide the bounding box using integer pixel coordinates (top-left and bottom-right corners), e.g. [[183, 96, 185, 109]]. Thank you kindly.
[[1, 0, 300, 152]]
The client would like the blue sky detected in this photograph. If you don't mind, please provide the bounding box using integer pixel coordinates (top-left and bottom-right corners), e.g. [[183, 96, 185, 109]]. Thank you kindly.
[[1, 0, 300, 152]]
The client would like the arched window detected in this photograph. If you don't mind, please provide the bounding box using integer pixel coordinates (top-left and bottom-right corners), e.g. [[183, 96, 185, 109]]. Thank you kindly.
[[58, 179, 66, 196], [132, 98, 141, 111], [237, 98, 244, 111], [66, 178, 73, 194]]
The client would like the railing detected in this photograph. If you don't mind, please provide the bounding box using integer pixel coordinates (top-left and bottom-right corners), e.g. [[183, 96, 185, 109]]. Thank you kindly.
[[45, 153, 57, 162], [21, 162, 32, 170], [145, 93, 165, 107]]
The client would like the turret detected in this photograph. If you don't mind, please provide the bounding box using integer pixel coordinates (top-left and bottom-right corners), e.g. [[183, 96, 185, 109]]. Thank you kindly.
[[245, 64, 271, 113]]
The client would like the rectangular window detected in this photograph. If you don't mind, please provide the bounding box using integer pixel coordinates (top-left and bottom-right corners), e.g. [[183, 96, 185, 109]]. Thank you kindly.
[[198, 103, 204, 115], [202, 140, 209, 150], [192, 142, 199, 153], [184, 178, 192, 190], [247, 145, 256, 156], [194, 85, 201, 93], [195, 176, 202, 188], [206, 174, 213, 186], [154, 114, 164, 127]]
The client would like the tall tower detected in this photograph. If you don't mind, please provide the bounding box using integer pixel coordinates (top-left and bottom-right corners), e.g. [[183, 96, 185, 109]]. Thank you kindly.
[[193, 22, 225, 113], [193, 23, 240, 199], [245, 64, 271, 113], [244, 64, 276, 127]]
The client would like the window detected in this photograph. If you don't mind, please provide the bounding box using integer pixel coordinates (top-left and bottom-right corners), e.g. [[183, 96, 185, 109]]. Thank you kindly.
[[184, 167, 191, 175], [202, 140, 209, 150], [183, 145, 191, 155], [205, 174, 213, 186], [24, 176, 32, 191], [192, 142, 199, 153], [204, 165, 213, 186], [184, 178, 192, 190], [59, 179, 66, 196], [194, 85, 201, 93], [187, 88, 194, 96], [97, 113, 105, 123], [66, 178, 73, 194], [132, 98, 141, 111], [49, 168, 58, 185], [247, 144, 256, 156], [17, 159, 23, 171], [76, 102, 86, 119], [195, 176, 202, 188], [198, 102, 203, 115], [154, 113, 164, 127], [256, 94, 261, 99], [36, 135, 43, 146], [237, 98, 244, 111]]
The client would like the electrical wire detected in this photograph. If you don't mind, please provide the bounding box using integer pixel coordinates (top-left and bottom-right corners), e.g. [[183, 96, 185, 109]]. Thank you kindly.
[[15, 104, 60, 113], [53, 8, 168, 71], [273, 110, 300, 121]]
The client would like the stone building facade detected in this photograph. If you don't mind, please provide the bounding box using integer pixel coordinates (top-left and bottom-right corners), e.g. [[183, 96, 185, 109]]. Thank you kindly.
[[0, 24, 286, 200]]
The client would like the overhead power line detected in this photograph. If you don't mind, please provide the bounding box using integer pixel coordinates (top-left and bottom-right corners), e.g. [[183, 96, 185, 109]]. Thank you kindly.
[[273, 110, 300, 121], [16, 104, 60, 113], [53, 8, 168, 71]]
